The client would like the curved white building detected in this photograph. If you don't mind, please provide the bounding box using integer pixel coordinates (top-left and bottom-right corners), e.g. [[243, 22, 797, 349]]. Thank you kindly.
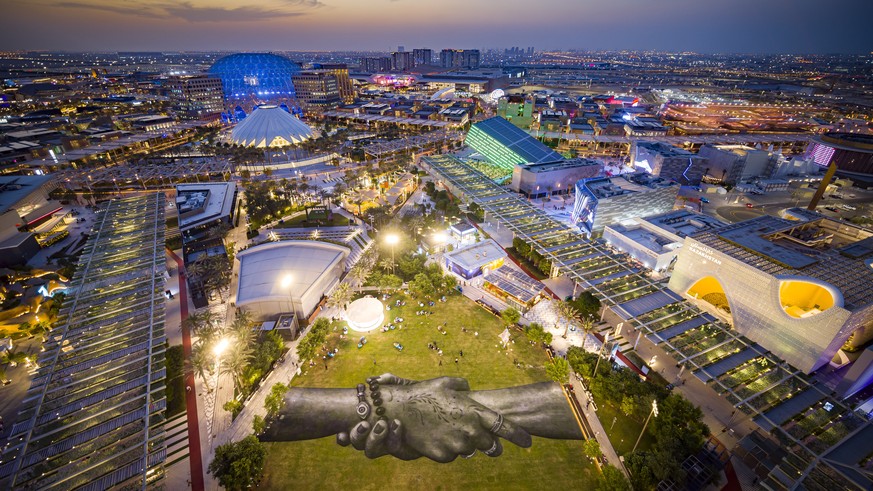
[[230, 105, 314, 147], [345, 297, 385, 332], [667, 215, 873, 375], [236, 240, 349, 321]]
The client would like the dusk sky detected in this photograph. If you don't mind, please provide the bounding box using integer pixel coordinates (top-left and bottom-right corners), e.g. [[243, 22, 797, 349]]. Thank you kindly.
[[2, 0, 872, 54]]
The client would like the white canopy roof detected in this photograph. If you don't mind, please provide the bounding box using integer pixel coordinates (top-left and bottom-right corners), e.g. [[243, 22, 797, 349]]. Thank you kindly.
[[236, 241, 349, 305], [231, 105, 314, 148]]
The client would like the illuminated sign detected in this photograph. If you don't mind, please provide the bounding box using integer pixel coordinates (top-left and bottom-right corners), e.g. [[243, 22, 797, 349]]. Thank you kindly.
[[687, 243, 722, 265]]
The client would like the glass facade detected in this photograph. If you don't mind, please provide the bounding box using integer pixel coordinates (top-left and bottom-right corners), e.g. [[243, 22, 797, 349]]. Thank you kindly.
[[465, 117, 563, 172], [208, 53, 301, 101]]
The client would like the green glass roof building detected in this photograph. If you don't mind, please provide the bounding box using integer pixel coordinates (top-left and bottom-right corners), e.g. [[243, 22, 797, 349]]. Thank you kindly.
[[464, 116, 563, 172]]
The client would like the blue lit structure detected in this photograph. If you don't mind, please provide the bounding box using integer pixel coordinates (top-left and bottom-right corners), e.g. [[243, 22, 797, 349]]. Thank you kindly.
[[208, 53, 301, 104]]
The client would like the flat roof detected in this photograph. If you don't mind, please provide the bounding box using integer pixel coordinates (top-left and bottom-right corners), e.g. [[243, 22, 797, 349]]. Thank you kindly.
[[176, 182, 236, 231], [693, 216, 873, 309], [486, 264, 544, 303], [445, 238, 506, 272], [236, 241, 350, 306], [644, 209, 726, 238], [0, 175, 53, 214], [607, 223, 683, 254], [519, 158, 602, 173]]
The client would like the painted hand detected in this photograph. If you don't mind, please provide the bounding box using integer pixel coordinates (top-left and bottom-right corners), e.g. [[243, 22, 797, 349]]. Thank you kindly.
[[337, 373, 531, 462]]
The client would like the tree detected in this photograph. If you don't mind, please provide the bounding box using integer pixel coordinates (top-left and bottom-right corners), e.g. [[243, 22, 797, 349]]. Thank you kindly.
[[252, 415, 266, 435], [556, 300, 580, 339], [571, 291, 602, 318], [596, 465, 631, 491], [376, 273, 403, 291], [188, 342, 212, 384], [523, 322, 553, 345], [326, 282, 352, 312], [223, 399, 243, 417], [583, 438, 602, 461], [347, 263, 369, 286], [501, 307, 521, 326], [208, 435, 267, 491], [409, 272, 436, 298], [221, 342, 254, 394], [264, 382, 289, 417], [579, 315, 597, 350], [545, 357, 570, 383], [620, 396, 637, 418]]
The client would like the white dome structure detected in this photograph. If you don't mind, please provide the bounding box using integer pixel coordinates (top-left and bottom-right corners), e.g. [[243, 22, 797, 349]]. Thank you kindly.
[[345, 297, 385, 332], [230, 105, 314, 147]]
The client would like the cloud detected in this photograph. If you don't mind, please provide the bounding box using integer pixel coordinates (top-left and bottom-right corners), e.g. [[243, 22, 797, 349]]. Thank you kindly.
[[53, 1, 167, 19], [161, 2, 307, 22], [48, 0, 316, 22], [281, 0, 328, 7]]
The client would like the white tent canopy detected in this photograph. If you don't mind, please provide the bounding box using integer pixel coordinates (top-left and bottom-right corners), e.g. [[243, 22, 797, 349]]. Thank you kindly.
[[231, 105, 314, 148]]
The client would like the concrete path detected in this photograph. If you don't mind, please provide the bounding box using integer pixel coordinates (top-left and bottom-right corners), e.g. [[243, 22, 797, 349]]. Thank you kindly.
[[569, 373, 629, 479], [169, 249, 205, 491]]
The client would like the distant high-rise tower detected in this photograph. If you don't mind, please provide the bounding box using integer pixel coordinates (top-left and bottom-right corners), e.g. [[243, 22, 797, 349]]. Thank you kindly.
[[440, 49, 480, 69], [413, 48, 433, 66], [360, 57, 392, 72], [391, 51, 413, 71], [313, 63, 354, 104]]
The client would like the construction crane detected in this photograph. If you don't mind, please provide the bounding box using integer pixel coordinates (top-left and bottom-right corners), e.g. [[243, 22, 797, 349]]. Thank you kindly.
[[807, 161, 838, 211]]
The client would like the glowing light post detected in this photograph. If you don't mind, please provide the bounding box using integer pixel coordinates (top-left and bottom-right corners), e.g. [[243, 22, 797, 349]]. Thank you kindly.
[[632, 400, 658, 453], [385, 234, 399, 273], [210, 337, 230, 444]]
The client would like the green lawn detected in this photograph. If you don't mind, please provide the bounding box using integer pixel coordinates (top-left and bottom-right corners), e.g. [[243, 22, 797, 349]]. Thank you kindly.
[[261, 292, 597, 489], [596, 402, 654, 457]]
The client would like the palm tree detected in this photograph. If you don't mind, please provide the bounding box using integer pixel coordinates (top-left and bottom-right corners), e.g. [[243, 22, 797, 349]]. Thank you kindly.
[[220, 342, 253, 394], [348, 263, 369, 287], [327, 282, 352, 312], [188, 342, 212, 385], [379, 258, 394, 273], [556, 300, 580, 339], [579, 315, 596, 350]]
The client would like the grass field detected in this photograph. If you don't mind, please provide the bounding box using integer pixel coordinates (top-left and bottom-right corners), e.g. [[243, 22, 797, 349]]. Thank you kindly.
[[260, 291, 598, 490], [596, 402, 654, 456]]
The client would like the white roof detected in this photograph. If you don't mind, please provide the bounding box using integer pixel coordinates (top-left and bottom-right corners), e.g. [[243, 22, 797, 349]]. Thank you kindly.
[[176, 182, 236, 231], [236, 241, 349, 305], [445, 239, 507, 271], [231, 105, 314, 147]]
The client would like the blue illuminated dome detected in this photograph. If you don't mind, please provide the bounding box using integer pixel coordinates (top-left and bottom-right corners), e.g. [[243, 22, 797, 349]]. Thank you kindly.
[[208, 53, 301, 102]]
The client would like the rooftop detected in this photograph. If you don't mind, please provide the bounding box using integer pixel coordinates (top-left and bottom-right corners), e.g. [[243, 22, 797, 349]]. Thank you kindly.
[[693, 215, 873, 309], [645, 209, 726, 238], [579, 173, 677, 199], [0, 175, 53, 215], [176, 182, 236, 231], [608, 222, 683, 254], [518, 158, 602, 174], [636, 141, 697, 157], [485, 265, 544, 303], [466, 116, 564, 165], [236, 241, 349, 306], [445, 239, 506, 272]]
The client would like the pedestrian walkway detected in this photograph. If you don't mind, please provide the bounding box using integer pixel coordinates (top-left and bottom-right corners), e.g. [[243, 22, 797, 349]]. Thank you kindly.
[[569, 373, 629, 479], [168, 249, 205, 491]]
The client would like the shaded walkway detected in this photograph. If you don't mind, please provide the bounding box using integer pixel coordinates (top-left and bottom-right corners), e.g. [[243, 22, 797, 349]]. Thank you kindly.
[[169, 249, 205, 491]]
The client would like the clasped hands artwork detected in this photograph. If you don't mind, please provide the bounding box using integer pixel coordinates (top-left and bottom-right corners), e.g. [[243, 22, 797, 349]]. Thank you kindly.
[[260, 372, 583, 463]]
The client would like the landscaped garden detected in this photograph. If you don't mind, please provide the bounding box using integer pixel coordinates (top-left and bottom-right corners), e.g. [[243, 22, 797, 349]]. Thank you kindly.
[[259, 291, 599, 489]]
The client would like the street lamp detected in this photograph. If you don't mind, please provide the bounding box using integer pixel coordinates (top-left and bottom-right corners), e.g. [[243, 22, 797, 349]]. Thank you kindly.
[[385, 233, 399, 273], [632, 400, 658, 453]]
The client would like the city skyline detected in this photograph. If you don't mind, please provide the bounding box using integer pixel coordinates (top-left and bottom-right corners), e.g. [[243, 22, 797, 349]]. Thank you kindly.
[[2, 0, 872, 54]]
